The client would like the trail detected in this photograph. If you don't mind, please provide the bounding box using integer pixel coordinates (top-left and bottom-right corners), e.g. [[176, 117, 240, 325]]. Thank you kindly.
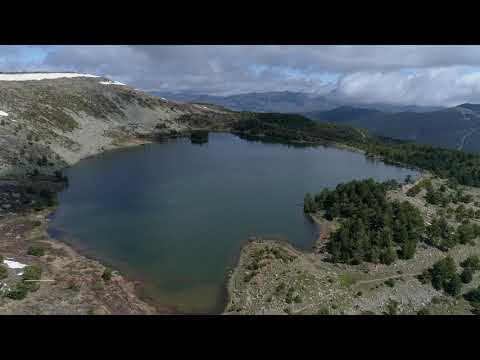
[[291, 272, 421, 314], [355, 272, 421, 285], [457, 127, 479, 151], [456, 108, 480, 151]]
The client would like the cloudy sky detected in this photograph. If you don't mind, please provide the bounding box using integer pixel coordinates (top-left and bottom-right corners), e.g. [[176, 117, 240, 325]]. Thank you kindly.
[[3, 45, 480, 107]]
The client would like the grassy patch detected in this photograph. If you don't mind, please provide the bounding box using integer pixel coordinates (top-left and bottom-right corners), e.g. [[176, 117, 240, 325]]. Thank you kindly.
[[0, 265, 8, 279], [339, 272, 360, 287]]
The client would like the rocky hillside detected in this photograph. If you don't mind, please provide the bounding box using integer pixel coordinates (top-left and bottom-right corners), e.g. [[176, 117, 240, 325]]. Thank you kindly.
[[0, 73, 230, 177]]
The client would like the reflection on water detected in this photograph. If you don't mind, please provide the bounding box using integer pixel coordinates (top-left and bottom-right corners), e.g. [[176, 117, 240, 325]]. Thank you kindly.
[[49, 133, 419, 313]]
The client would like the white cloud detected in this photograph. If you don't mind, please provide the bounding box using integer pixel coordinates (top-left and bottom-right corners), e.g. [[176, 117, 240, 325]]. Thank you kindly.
[[336, 66, 480, 107], [5, 45, 480, 106]]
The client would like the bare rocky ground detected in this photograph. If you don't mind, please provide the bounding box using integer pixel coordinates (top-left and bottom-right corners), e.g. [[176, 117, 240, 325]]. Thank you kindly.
[[225, 174, 480, 315]]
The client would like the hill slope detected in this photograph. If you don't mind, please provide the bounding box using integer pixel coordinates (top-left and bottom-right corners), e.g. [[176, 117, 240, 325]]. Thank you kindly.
[[0, 74, 230, 176], [307, 104, 480, 153]]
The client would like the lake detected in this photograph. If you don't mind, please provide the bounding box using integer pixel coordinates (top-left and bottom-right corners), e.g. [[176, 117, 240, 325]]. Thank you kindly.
[[49, 132, 419, 313]]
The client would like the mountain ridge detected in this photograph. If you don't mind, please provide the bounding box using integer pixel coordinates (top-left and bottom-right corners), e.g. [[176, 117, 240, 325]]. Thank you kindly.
[[151, 90, 444, 114], [306, 103, 480, 153], [0, 74, 229, 177]]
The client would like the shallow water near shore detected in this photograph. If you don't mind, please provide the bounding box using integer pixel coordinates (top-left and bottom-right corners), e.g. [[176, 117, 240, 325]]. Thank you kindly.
[[48, 133, 419, 314]]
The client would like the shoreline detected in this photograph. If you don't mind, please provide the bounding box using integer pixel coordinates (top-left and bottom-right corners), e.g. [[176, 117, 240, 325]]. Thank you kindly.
[[0, 135, 162, 314], [2, 130, 425, 315], [0, 204, 157, 314]]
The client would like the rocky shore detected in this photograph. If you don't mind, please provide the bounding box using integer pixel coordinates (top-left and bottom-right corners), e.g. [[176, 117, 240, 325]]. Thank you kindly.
[[0, 178, 157, 314], [225, 175, 480, 315]]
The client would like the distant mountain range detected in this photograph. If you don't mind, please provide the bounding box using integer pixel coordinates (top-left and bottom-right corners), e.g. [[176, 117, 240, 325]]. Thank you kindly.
[[151, 91, 443, 114], [150, 90, 480, 153], [306, 104, 480, 153]]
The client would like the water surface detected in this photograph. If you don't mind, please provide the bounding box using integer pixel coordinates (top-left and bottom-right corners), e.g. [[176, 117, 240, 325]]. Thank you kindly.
[[49, 133, 419, 313]]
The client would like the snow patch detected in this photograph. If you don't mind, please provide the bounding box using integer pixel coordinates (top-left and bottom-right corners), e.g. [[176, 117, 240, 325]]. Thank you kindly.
[[99, 80, 126, 86], [0, 73, 99, 81], [0, 111, 8, 117], [3, 259, 27, 269]]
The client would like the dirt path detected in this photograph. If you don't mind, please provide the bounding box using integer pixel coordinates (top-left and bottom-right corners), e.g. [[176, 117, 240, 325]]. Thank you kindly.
[[457, 127, 479, 151], [355, 273, 421, 285]]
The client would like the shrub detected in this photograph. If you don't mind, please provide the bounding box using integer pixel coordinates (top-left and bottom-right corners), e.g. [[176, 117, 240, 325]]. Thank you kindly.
[[464, 287, 480, 305], [5, 282, 29, 300], [22, 265, 42, 291], [0, 264, 8, 279], [385, 299, 399, 315], [102, 268, 112, 282], [385, 279, 396, 288], [275, 282, 286, 294], [317, 306, 330, 315], [22, 265, 42, 281], [461, 255, 480, 271], [417, 308, 431, 315], [27, 246, 45, 257], [461, 268, 474, 284], [429, 257, 463, 296]]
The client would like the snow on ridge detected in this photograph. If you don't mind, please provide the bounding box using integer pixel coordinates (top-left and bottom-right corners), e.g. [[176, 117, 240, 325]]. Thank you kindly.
[[0, 73, 99, 81], [0, 111, 8, 117], [3, 259, 27, 269], [99, 80, 126, 86]]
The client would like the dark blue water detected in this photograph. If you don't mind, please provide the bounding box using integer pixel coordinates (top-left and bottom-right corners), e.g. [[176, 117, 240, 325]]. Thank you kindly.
[[49, 133, 419, 313]]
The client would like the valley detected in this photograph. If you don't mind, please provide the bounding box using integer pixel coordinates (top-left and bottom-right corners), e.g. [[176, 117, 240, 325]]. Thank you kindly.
[[3, 73, 480, 315]]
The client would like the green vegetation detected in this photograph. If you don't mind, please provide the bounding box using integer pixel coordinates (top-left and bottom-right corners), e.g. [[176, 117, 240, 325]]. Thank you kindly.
[[460, 268, 473, 284], [38, 188, 58, 208], [232, 113, 480, 188], [460, 255, 480, 271], [0, 264, 8, 279], [339, 273, 360, 287], [22, 265, 42, 291], [303, 193, 316, 213], [285, 287, 299, 304], [308, 179, 424, 265], [385, 279, 396, 288], [5, 282, 30, 300], [317, 306, 331, 315], [275, 282, 286, 294], [417, 308, 432, 315], [426, 218, 480, 251], [244, 246, 296, 283], [458, 255, 480, 285], [27, 246, 45, 257], [407, 178, 431, 197], [424, 257, 462, 296], [384, 299, 400, 315], [233, 113, 368, 146], [464, 287, 480, 305], [4, 265, 43, 300], [102, 268, 112, 282]]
